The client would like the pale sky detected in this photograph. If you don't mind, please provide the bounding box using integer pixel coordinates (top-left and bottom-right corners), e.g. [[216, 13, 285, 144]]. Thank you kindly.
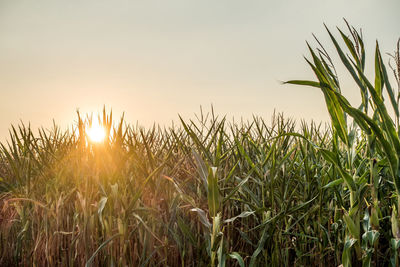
[[0, 0, 399, 139]]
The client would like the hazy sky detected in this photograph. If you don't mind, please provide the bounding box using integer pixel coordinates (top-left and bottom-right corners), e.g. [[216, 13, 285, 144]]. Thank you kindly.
[[0, 0, 399, 139]]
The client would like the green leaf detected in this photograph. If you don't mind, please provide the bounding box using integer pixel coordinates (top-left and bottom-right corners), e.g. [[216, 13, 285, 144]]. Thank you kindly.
[[342, 236, 357, 267], [229, 252, 245, 267], [323, 178, 344, 188], [320, 149, 356, 191], [325, 25, 366, 101], [191, 208, 211, 229], [85, 233, 121, 267], [222, 175, 249, 203], [284, 80, 321, 88], [343, 212, 360, 239], [249, 226, 268, 267], [208, 167, 220, 218], [374, 42, 384, 98], [224, 211, 255, 223], [377, 41, 399, 118], [331, 90, 400, 189]]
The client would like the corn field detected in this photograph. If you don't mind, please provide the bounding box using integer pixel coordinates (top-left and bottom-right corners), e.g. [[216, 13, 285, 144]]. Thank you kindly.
[[0, 22, 399, 266]]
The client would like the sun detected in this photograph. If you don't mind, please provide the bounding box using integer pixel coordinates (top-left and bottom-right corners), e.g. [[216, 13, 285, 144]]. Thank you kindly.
[[87, 123, 106, 143]]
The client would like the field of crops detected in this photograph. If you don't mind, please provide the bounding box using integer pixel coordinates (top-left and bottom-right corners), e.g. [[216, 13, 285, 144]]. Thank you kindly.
[[0, 24, 399, 266]]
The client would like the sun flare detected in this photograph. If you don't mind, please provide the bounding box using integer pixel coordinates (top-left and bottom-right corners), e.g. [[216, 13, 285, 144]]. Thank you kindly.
[[87, 123, 106, 143]]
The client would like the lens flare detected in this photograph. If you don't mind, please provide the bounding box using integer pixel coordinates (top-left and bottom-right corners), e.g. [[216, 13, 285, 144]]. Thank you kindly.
[[87, 123, 106, 142]]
